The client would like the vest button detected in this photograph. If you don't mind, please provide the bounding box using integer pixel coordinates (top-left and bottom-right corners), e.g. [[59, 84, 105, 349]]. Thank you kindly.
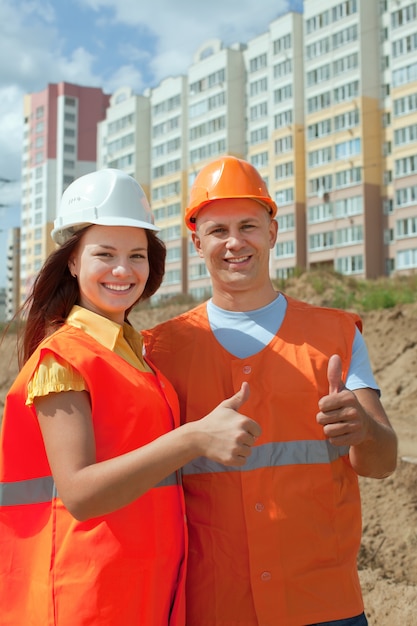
[[255, 502, 264, 512], [261, 571, 271, 581], [243, 365, 252, 374]]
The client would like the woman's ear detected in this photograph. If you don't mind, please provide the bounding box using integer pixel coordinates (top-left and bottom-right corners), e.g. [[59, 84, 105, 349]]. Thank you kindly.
[[68, 258, 77, 278]]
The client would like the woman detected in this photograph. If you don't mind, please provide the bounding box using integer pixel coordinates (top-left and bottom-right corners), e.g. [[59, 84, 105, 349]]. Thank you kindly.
[[0, 169, 260, 626]]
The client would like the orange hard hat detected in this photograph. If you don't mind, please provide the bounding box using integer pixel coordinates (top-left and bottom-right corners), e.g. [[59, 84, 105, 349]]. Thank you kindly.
[[185, 156, 278, 230]]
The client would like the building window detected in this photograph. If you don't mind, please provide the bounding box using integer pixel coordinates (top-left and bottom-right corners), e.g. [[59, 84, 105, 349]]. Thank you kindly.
[[393, 62, 417, 88], [250, 101, 268, 120], [307, 63, 331, 86], [275, 240, 295, 258], [274, 110, 293, 129], [189, 263, 210, 279], [396, 248, 417, 269], [307, 90, 331, 113], [166, 247, 182, 262], [275, 188, 294, 206], [250, 77, 268, 96], [163, 269, 181, 285], [189, 139, 226, 163], [309, 175, 333, 195], [249, 53, 267, 73], [273, 59, 292, 78], [158, 224, 181, 242], [391, 3, 417, 29], [395, 155, 417, 177], [393, 92, 417, 117], [277, 213, 295, 231], [334, 196, 363, 217], [308, 202, 334, 223], [154, 202, 181, 221], [335, 138, 361, 160], [273, 85, 292, 103], [332, 24, 358, 49], [392, 33, 417, 58], [334, 109, 360, 131], [335, 254, 364, 274], [308, 146, 332, 167], [306, 36, 330, 59], [335, 225, 363, 246], [273, 34, 291, 54], [308, 118, 332, 139], [309, 231, 334, 251], [394, 123, 417, 146], [251, 151, 269, 168], [275, 161, 294, 179], [250, 126, 268, 145], [396, 217, 417, 238], [333, 80, 359, 104], [275, 135, 293, 153], [335, 167, 362, 188], [395, 185, 417, 207]]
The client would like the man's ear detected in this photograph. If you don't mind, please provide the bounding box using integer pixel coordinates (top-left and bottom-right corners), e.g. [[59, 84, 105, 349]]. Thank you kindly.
[[269, 218, 278, 249], [192, 232, 204, 258]]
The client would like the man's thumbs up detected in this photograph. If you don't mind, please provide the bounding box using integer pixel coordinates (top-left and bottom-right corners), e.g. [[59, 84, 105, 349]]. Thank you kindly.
[[327, 354, 345, 395]]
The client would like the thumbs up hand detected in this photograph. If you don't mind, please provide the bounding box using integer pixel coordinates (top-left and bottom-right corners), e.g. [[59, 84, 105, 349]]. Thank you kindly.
[[316, 354, 369, 447], [196, 382, 262, 467], [327, 353, 345, 395]]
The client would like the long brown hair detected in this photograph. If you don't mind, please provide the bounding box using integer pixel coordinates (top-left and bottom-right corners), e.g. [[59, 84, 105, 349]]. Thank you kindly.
[[18, 227, 166, 365]]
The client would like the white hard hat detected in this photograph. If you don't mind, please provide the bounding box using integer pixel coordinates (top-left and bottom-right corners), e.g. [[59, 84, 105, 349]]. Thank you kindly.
[[51, 168, 159, 245]]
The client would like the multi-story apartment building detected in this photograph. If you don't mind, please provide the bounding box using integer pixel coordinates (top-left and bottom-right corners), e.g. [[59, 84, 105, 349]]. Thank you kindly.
[[97, 86, 151, 192], [245, 12, 306, 280], [20, 82, 110, 304], [185, 40, 246, 300], [149, 76, 189, 300], [15, 0, 417, 312], [0, 287, 5, 323], [5, 227, 20, 321], [385, 0, 417, 275], [303, 0, 384, 278]]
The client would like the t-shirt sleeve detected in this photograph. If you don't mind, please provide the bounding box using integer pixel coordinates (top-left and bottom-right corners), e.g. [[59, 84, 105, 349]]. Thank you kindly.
[[346, 327, 380, 394], [26, 352, 87, 406]]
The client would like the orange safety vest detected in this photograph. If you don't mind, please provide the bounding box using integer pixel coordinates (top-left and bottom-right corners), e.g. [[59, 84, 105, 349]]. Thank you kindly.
[[143, 296, 364, 626], [0, 324, 187, 626]]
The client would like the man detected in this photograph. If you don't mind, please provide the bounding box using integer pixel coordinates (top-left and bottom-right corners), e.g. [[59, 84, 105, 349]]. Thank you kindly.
[[143, 156, 397, 626]]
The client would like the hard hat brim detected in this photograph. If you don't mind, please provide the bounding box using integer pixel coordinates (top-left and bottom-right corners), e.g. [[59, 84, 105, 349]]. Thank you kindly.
[[51, 216, 159, 246]]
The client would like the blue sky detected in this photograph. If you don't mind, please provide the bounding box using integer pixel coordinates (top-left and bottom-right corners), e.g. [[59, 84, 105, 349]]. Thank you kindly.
[[0, 0, 302, 286]]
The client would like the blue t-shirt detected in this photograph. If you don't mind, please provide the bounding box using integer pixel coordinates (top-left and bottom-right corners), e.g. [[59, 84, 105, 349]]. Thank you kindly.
[[206, 294, 379, 392]]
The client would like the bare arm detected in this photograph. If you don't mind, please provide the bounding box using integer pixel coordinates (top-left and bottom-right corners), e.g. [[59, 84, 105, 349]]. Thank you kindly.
[[35, 382, 260, 521], [316, 354, 397, 479]]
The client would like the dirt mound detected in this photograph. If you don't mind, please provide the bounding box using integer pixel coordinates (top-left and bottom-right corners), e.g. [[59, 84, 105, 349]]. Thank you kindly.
[[1, 293, 417, 624]]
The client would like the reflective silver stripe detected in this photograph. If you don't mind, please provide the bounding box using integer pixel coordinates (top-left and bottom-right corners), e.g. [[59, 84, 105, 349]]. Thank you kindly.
[[183, 440, 350, 476], [0, 472, 179, 507], [0, 476, 56, 506]]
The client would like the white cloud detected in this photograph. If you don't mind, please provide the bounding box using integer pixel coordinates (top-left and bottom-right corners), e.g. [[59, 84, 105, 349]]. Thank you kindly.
[[0, 85, 24, 200], [80, 0, 293, 82], [105, 64, 146, 94]]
